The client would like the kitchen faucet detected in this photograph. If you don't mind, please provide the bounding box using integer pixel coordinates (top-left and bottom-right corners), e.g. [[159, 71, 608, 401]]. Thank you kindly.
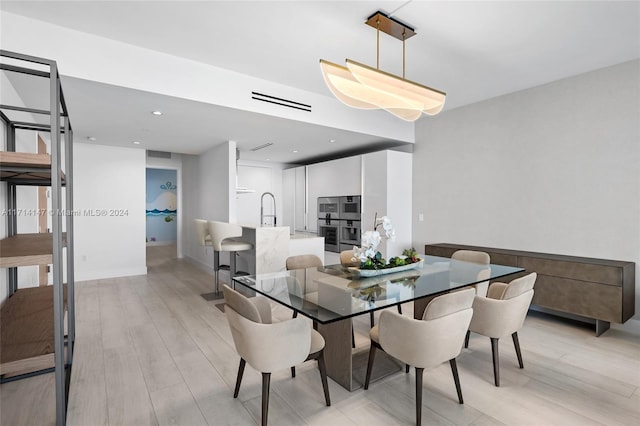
[[260, 192, 277, 226]]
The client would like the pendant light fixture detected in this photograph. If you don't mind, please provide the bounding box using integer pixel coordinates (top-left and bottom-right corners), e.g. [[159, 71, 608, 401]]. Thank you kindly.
[[320, 11, 446, 121]]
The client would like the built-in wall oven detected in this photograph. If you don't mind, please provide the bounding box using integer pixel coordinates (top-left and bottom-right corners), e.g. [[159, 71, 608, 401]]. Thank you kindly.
[[318, 196, 362, 252], [317, 217, 340, 253], [339, 196, 361, 220], [339, 219, 361, 252], [318, 197, 340, 220]]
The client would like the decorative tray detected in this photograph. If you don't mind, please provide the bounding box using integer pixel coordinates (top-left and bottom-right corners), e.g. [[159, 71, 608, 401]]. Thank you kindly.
[[349, 259, 424, 278]]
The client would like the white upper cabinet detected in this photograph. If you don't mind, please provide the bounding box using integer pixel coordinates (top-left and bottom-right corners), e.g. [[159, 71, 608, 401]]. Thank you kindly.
[[282, 168, 295, 230], [306, 156, 362, 232], [294, 166, 306, 232]]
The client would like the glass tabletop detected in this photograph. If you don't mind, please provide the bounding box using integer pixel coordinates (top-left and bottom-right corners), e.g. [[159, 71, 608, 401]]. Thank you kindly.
[[232, 254, 524, 324]]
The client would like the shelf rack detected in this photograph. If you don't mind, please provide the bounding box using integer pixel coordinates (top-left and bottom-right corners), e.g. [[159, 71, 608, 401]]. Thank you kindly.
[[0, 50, 75, 426]]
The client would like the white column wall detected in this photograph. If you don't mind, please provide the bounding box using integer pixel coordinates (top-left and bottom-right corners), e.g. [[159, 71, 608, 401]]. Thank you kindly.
[[74, 144, 147, 281]]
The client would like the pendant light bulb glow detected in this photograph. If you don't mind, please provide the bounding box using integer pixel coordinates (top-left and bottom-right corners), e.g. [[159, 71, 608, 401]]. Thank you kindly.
[[320, 11, 446, 121]]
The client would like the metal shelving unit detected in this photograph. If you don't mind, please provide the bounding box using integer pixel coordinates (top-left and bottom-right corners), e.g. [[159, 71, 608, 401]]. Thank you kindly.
[[0, 50, 75, 426]]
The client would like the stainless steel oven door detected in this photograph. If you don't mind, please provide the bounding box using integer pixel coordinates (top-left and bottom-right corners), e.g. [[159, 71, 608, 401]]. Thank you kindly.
[[318, 197, 340, 220], [339, 195, 361, 220], [317, 219, 339, 252], [339, 220, 361, 247]]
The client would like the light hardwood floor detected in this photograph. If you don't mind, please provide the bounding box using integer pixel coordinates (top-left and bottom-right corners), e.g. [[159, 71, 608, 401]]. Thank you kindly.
[[2, 245, 640, 425]]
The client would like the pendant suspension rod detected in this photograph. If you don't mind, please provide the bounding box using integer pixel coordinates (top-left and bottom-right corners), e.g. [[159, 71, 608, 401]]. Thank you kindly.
[[376, 19, 380, 69], [402, 31, 406, 78]]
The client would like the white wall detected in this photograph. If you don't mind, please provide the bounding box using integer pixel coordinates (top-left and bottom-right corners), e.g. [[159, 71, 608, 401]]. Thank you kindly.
[[306, 156, 362, 232], [182, 141, 235, 269], [362, 150, 413, 258], [413, 60, 640, 328], [74, 143, 147, 281], [236, 160, 284, 226]]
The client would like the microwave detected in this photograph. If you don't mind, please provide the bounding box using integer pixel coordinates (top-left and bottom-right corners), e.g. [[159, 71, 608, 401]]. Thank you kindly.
[[339, 196, 361, 220], [318, 197, 340, 220]]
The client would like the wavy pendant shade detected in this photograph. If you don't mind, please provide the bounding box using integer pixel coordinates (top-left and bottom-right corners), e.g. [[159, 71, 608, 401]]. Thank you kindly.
[[320, 11, 446, 121]]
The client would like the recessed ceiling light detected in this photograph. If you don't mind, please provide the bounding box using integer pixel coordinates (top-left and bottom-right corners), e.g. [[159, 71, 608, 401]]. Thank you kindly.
[[292, 150, 298, 153], [266, 158, 271, 161], [87, 136, 96, 141], [329, 139, 336, 143], [132, 141, 141, 145], [151, 111, 163, 116]]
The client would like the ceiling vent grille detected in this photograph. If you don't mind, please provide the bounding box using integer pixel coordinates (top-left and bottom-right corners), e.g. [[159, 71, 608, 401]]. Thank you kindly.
[[250, 142, 274, 151], [147, 150, 172, 159], [251, 91, 311, 112]]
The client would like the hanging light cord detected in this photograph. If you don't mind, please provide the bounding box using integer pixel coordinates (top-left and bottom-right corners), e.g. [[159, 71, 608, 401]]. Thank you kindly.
[[402, 30, 406, 78], [376, 18, 380, 70]]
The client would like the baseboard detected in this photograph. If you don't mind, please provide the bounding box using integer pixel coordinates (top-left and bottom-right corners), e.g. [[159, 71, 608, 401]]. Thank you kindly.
[[612, 318, 640, 336], [183, 255, 213, 274], [531, 305, 640, 337], [75, 266, 148, 282]]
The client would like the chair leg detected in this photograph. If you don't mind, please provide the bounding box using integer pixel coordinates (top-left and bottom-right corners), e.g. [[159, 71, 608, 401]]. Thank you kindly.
[[233, 358, 245, 398], [406, 364, 410, 374], [464, 330, 470, 348], [364, 344, 377, 390], [415, 367, 424, 426], [214, 250, 220, 293], [369, 311, 375, 327], [230, 251, 237, 289], [490, 337, 500, 387], [449, 359, 463, 404], [397, 304, 403, 315], [292, 311, 298, 318], [261, 372, 271, 426], [291, 366, 296, 378], [512, 332, 524, 368], [317, 351, 331, 406]]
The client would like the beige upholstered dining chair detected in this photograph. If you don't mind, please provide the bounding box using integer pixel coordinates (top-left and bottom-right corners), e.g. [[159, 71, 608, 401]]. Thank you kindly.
[[339, 249, 360, 267], [364, 288, 475, 426], [465, 272, 536, 386], [286, 254, 323, 270], [222, 285, 330, 426], [285, 254, 323, 319], [451, 250, 491, 297]]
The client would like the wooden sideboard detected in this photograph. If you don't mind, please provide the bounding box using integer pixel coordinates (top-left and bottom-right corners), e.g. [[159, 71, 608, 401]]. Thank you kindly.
[[424, 243, 636, 336]]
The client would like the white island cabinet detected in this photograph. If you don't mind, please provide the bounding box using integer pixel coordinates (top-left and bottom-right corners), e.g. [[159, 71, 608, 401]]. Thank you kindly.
[[237, 225, 290, 274], [235, 225, 327, 274]]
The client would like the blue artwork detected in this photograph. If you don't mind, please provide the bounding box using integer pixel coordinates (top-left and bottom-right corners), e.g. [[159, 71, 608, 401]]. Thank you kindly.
[[146, 169, 178, 242]]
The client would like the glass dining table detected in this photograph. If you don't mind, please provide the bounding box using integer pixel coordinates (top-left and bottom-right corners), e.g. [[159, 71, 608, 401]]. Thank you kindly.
[[232, 254, 524, 391]]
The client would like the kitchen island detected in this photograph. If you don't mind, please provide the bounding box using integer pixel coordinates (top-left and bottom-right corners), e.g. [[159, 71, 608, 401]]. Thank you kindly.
[[236, 226, 326, 274]]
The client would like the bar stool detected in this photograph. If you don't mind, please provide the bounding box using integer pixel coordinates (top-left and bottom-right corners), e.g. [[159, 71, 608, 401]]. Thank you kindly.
[[194, 219, 212, 248], [201, 221, 253, 301]]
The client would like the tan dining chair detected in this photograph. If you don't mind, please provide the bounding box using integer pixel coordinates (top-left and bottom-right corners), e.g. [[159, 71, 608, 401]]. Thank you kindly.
[[465, 272, 536, 386], [286, 254, 323, 270], [364, 288, 475, 426], [222, 285, 330, 426], [339, 249, 360, 267], [451, 250, 491, 297], [285, 254, 323, 320]]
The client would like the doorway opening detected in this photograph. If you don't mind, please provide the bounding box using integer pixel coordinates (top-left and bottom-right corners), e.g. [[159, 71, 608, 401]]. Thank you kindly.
[[146, 168, 178, 265]]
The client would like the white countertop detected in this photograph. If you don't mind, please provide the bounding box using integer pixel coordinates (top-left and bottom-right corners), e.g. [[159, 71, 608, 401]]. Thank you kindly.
[[237, 223, 290, 231], [290, 231, 322, 240]]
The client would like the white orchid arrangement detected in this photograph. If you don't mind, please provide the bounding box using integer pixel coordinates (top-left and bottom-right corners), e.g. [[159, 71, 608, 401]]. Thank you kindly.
[[353, 213, 396, 268]]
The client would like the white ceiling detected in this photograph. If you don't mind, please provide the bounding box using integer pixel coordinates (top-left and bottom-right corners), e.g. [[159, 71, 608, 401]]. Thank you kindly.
[[1, 1, 639, 163]]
